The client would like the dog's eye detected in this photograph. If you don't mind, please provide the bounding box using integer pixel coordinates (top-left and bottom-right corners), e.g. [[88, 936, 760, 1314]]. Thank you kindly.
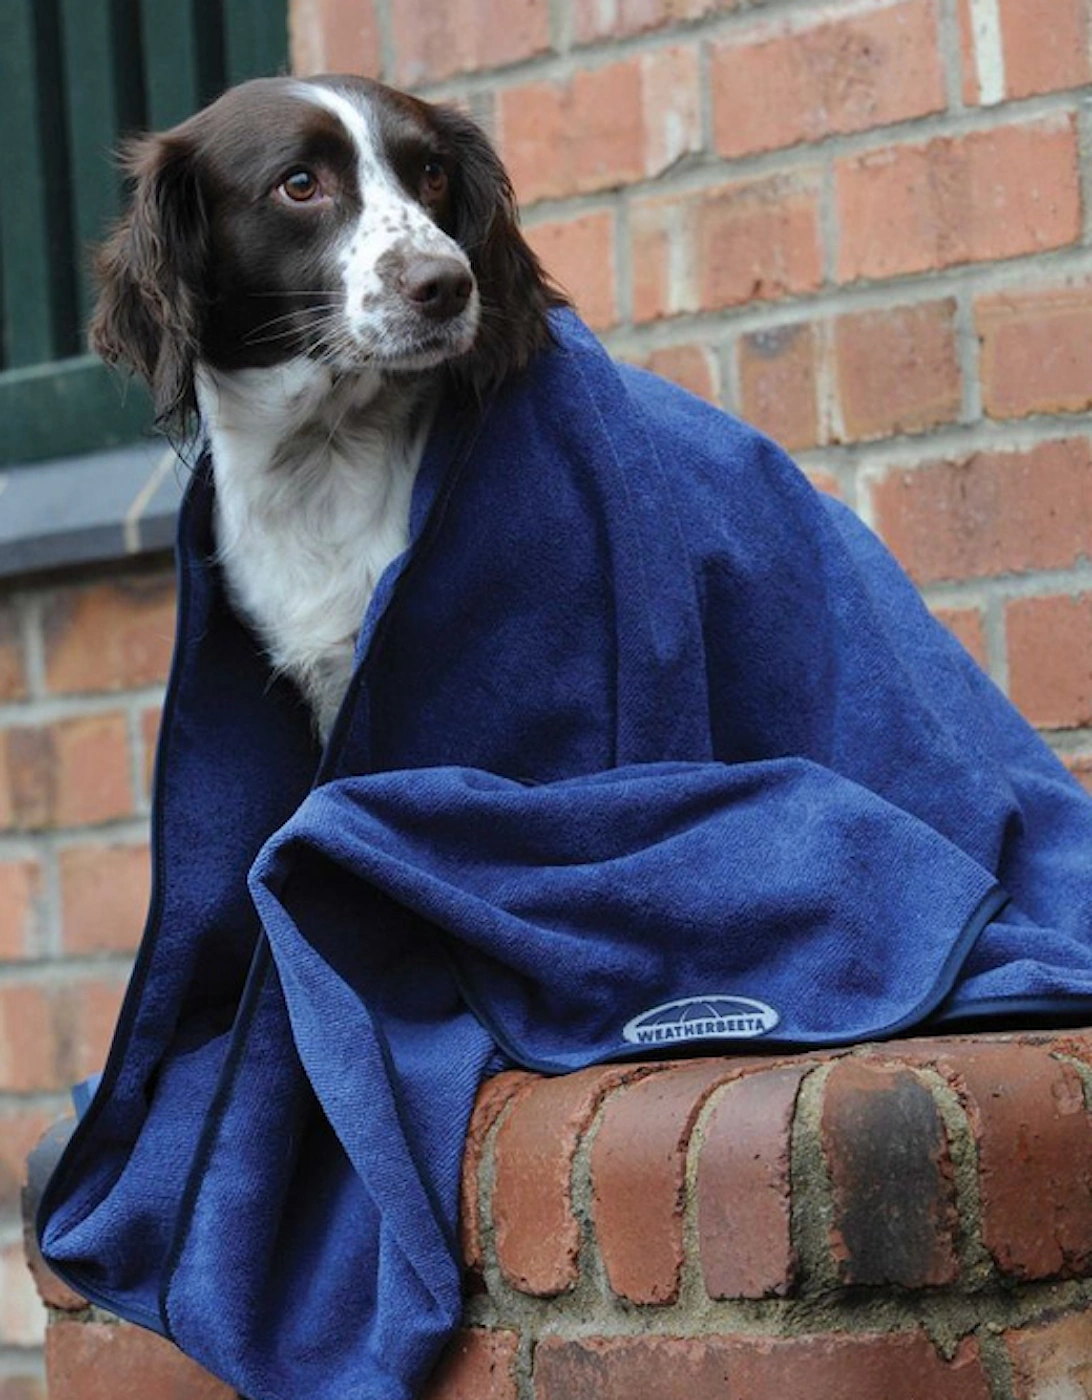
[[278, 169, 322, 203], [422, 160, 447, 197]]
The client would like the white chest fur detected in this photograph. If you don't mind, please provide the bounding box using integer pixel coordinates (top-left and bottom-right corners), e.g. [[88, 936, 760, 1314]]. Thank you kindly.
[[197, 360, 433, 739]]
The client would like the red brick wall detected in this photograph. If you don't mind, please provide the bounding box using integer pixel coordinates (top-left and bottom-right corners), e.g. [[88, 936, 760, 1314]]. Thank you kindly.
[[0, 563, 174, 1398], [6, 0, 1092, 1391], [292, 0, 1092, 787]]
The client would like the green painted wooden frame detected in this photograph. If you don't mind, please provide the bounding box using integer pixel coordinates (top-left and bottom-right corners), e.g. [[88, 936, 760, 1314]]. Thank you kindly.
[[0, 0, 287, 466]]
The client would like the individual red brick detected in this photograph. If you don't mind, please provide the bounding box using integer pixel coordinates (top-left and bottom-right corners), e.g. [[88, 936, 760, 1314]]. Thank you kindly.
[[421, 1329, 519, 1400], [0, 859, 41, 959], [836, 117, 1081, 282], [0, 985, 56, 1093], [870, 439, 1092, 585], [644, 344, 718, 404], [821, 1060, 959, 1287], [498, 61, 644, 204], [533, 1333, 990, 1400], [492, 1063, 659, 1295], [592, 1061, 736, 1304], [0, 714, 133, 831], [632, 174, 823, 323], [290, 0, 382, 77], [499, 48, 699, 206], [697, 176, 824, 315], [1007, 592, 1092, 731], [525, 212, 616, 331], [390, 0, 550, 86], [942, 1044, 1092, 1278], [737, 323, 820, 451], [0, 602, 27, 702], [697, 1065, 804, 1299], [460, 1071, 537, 1276], [1006, 1311, 1092, 1398], [932, 607, 988, 671], [712, 0, 945, 160], [42, 573, 175, 696], [0, 978, 126, 1093], [572, 0, 720, 44], [977, 284, 1092, 419], [835, 299, 961, 441], [46, 1319, 235, 1399], [59, 843, 150, 955], [960, 0, 1090, 104]]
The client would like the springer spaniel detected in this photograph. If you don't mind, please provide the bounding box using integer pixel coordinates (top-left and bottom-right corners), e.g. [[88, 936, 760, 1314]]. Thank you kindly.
[[92, 75, 565, 737]]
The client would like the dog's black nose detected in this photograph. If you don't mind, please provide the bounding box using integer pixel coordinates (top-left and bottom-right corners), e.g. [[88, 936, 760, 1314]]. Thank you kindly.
[[401, 257, 473, 321]]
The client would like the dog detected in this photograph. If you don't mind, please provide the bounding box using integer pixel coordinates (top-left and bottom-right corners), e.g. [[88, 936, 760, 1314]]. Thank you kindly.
[[91, 74, 566, 737]]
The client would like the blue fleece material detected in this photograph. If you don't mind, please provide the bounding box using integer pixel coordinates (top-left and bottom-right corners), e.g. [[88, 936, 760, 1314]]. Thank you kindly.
[[38, 312, 1092, 1399]]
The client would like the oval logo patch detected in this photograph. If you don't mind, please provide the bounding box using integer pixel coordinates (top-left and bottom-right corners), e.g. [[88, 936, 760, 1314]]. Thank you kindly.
[[622, 995, 780, 1046]]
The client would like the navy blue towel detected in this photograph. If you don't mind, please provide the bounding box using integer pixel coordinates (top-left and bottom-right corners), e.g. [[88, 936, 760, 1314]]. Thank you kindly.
[[38, 312, 1092, 1399]]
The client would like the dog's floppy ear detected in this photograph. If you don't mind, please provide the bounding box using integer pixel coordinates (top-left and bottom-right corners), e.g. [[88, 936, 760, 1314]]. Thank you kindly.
[[90, 130, 208, 435], [438, 108, 568, 396]]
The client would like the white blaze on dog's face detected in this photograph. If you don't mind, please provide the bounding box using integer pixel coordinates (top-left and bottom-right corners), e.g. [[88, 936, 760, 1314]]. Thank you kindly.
[[297, 82, 480, 369], [89, 73, 561, 429], [184, 76, 482, 377]]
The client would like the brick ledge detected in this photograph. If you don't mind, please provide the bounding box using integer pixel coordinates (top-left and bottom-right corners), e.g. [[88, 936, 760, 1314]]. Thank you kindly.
[[24, 1029, 1092, 1399]]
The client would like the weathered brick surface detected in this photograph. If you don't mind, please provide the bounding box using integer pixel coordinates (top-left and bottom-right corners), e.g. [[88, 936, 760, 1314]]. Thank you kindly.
[[696, 1065, 803, 1299], [533, 1333, 991, 1400], [291, 0, 381, 77], [0, 715, 133, 832], [870, 438, 1092, 585], [942, 1045, 1092, 1279], [711, 0, 945, 159], [820, 1060, 959, 1287], [960, 0, 1091, 104], [421, 1329, 519, 1400], [46, 1319, 235, 1400], [58, 843, 150, 955], [836, 117, 1081, 282], [498, 48, 700, 205], [737, 323, 820, 452], [0, 978, 125, 1093], [834, 299, 961, 441], [1007, 592, 1092, 731], [1006, 1311, 1092, 1398], [571, 0, 718, 45], [977, 284, 1092, 419], [41, 573, 175, 696], [492, 1063, 656, 1294], [591, 1060, 735, 1304], [525, 212, 617, 331], [632, 174, 823, 323], [0, 603, 27, 702], [460, 1070, 536, 1277], [0, 859, 42, 960], [389, 0, 551, 85]]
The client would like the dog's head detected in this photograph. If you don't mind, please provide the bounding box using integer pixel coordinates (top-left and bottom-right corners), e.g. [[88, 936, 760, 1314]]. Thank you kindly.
[[91, 75, 566, 430]]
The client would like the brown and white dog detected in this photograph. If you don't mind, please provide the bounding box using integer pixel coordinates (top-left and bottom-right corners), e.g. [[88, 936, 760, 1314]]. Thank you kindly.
[[92, 75, 565, 736]]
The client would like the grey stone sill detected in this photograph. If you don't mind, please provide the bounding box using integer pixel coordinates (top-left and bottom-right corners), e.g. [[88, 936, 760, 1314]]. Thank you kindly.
[[0, 439, 187, 581]]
